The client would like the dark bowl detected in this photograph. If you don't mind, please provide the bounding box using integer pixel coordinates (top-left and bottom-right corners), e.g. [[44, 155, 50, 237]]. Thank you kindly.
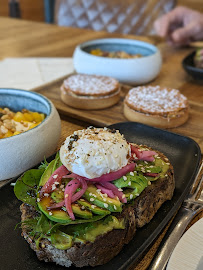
[[182, 51, 203, 81]]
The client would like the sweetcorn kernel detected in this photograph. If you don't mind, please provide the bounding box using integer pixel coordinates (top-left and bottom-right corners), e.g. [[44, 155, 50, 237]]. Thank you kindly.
[[13, 112, 25, 122], [28, 123, 39, 130], [13, 131, 21, 136], [32, 112, 42, 123], [23, 112, 34, 122], [40, 113, 45, 121], [4, 130, 13, 137], [0, 107, 45, 139]]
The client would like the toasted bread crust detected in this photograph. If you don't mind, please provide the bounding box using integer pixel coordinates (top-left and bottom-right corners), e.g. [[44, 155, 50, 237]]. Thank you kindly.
[[20, 148, 174, 267]]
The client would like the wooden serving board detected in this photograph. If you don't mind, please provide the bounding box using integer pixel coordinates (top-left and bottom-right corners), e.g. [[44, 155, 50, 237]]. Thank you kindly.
[[36, 45, 203, 152]]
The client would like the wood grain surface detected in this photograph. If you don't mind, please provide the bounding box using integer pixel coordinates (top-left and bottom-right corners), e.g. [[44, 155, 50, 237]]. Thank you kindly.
[[0, 17, 202, 270], [36, 45, 203, 151], [0, 17, 155, 59]]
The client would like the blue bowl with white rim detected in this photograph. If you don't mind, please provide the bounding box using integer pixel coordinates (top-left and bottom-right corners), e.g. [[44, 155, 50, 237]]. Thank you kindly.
[[73, 38, 162, 85], [0, 88, 61, 180]]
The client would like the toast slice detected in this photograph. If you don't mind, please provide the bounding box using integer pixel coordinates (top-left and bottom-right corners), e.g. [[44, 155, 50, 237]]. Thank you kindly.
[[19, 148, 174, 268]]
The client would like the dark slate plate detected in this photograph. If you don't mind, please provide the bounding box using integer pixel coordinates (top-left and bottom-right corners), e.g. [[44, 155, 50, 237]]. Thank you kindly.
[[0, 122, 201, 270], [182, 51, 203, 81]]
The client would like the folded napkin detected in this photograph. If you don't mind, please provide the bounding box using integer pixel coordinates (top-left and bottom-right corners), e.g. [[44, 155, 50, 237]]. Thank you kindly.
[[0, 57, 74, 91]]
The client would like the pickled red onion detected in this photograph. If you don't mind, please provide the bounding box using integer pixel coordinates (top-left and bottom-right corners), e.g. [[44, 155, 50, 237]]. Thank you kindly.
[[62, 173, 75, 179], [70, 163, 135, 183], [100, 182, 127, 203], [46, 177, 88, 211], [40, 165, 69, 197], [64, 179, 80, 220], [72, 176, 88, 202], [43, 162, 135, 217], [95, 184, 115, 199], [131, 145, 157, 162], [47, 200, 65, 210], [144, 172, 159, 177]]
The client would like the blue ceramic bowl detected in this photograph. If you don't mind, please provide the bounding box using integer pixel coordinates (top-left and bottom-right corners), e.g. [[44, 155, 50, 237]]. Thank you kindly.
[[73, 38, 162, 85], [0, 89, 61, 180]]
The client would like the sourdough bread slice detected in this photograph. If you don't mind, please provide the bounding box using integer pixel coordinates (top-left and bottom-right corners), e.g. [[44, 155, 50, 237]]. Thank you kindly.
[[20, 148, 174, 268]]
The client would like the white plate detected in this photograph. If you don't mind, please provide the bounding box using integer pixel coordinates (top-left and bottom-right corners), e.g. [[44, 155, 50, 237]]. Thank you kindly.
[[167, 218, 203, 270]]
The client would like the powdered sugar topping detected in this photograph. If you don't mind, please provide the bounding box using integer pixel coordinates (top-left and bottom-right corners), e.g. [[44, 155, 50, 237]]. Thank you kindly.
[[64, 74, 118, 96], [126, 86, 188, 114]]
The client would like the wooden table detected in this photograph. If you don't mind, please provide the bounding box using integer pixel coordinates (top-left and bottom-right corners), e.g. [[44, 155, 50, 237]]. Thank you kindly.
[[0, 17, 202, 269]]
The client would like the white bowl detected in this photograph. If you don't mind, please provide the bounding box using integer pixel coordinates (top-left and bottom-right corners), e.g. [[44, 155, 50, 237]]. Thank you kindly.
[[73, 38, 162, 85], [0, 89, 61, 180]]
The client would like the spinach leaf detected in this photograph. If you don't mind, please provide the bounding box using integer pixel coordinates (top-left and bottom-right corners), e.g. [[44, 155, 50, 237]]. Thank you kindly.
[[14, 169, 44, 207], [38, 158, 49, 170], [61, 215, 114, 237], [36, 213, 55, 234], [49, 214, 108, 233], [52, 152, 62, 173]]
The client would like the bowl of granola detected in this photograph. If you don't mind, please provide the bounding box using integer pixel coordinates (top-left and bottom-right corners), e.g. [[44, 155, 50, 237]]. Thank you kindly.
[[0, 89, 61, 180]]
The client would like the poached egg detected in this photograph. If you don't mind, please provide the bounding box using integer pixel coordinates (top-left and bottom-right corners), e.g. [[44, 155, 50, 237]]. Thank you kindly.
[[60, 127, 131, 179]]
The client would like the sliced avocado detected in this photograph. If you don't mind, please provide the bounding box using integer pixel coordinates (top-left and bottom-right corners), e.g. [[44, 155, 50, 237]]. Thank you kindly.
[[113, 173, 139, 189], [134, 174, 148, 187], [122, 175, 148, 202], [38, 159, 55, 187], [77, 199, 111, 215], [124, 188, 140, 202], [155, 158, 169, 178], [52, 154, 62, 173], [37, 159, 71, 223], [38, 196, 93, 223], [83, 185, 122, 212], [113, 173, 148, 189], [84, 216, 125, 242], [71, 203, 93, 219], [142, 158, 169, 181], [51, 189, 93, 219], [62, 215, 125, 244], [51, 231, 73, 250], [51, 190, 64, 203], [38, 196, 71, 223], [38, 155, 62, 189]]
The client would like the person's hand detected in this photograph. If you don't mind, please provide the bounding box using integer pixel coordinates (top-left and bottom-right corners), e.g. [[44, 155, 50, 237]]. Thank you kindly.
[[154, 6, 203, 46]]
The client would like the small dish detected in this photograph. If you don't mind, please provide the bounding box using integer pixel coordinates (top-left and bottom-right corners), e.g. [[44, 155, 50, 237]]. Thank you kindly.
[[0, 89, 61, 180], [73, 38, 162, 85], [182, 51, 203, 81]]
